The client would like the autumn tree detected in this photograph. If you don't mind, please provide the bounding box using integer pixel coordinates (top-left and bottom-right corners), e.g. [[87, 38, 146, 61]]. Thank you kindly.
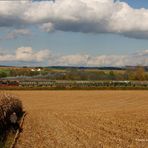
[[134, 66, 145, 80]]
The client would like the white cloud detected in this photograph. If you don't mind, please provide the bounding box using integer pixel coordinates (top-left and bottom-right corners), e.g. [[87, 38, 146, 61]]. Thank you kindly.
[[48, 50, 148, 67], [40, 22, 54, 32], [49, 54, 127, 67], [0, 0, 148, 38], [16, 47, 50, 62], [0, 29, 31, 40], [0, 47, 50, 63], [0, 54, 15, 61], [0, 47, 148, 66], [56, 54, 90, 66]]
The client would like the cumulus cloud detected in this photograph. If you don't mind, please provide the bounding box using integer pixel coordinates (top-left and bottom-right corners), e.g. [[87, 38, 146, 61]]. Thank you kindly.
[[40, 22, 54, 32], [0, 47, 148, 66], [0, 53, 15, 61], [16, 47, 50, 62], [0, 47, 50, 63], [48, 50, 148, 67], [0, 0, 148, 38], [48, 54, 127, 66], [0, 29, 31, 40]]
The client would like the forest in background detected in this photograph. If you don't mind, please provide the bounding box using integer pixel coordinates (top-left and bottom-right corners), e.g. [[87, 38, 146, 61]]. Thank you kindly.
[[0, 66, 147, 81]]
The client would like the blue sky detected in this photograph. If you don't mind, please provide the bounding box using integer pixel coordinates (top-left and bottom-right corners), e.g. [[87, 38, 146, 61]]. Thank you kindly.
[[121, 0, 148, 8], [0, 0, 148, 66]]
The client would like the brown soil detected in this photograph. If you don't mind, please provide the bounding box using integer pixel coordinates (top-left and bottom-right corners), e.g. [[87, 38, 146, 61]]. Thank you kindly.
[[9, 90, 148, 148]]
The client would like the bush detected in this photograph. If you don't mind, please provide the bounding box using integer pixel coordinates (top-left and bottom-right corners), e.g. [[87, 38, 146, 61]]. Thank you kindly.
[[0, 93, 23, 136]]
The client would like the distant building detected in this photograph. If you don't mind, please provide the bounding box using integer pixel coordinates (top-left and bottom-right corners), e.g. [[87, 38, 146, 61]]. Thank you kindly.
[[37, 69, 41, 72], [31, 68, 41, 72]]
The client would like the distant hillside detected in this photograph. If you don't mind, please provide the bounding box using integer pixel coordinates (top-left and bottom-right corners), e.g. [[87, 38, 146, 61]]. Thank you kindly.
[[1, 65, 148, 71], [47, 66, 125, 70], [125, 66, 148, 71]]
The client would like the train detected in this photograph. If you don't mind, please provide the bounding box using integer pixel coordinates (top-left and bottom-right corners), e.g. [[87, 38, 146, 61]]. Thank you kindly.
[[0, 80, 19, 87], [0, 79, 148, 88]]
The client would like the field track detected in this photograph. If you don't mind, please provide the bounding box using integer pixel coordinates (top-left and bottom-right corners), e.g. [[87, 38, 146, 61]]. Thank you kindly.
[[8, 91, 148, 148]]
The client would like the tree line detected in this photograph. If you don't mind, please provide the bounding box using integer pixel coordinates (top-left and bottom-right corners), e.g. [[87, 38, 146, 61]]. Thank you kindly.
[[46, 66, 148, 81], [0, 66, 148, 81]]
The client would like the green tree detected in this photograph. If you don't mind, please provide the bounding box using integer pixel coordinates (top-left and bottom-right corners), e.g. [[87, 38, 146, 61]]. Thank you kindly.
[[108, 71, 116, 80], [124, 70, 135, 80], [134, 66, 145, 80], [0, 72, 7, 78]]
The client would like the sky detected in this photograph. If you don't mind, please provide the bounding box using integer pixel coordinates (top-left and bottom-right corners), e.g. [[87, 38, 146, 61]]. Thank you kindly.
[[1, 0, 148, 67]]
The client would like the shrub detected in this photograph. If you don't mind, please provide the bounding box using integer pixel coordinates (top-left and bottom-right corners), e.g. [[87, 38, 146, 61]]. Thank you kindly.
[[0, 93, 23, 136]]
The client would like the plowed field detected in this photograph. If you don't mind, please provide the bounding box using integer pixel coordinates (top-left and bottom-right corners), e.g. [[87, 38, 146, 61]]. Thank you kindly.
[[10, 91, 148, 148]]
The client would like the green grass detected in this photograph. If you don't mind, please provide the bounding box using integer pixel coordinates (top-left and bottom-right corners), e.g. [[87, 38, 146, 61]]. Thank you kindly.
[[0, 69, 10, 75], [3, 131, 16, 148]]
